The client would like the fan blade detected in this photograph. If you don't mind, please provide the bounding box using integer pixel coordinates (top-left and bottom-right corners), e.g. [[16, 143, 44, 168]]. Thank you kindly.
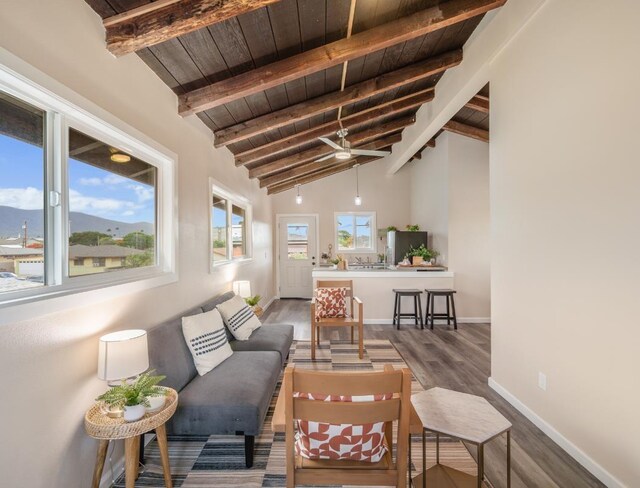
[[313, 153, 337, 162], [318, 137, 343, 150], [351, 149, 391, 157]]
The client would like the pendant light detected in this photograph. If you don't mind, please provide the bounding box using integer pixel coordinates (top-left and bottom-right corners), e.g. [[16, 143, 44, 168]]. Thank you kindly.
[[354, 164, 362, 206], [295, 184, 302, 205]]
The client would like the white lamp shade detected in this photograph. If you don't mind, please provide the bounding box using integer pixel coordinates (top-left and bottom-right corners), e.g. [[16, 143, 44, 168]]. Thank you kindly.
[[233, 280, 252, 298], [98, 329, 149, 381]]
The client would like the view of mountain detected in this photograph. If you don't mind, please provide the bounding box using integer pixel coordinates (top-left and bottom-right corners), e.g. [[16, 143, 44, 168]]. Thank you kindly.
[[0, 206, 153, 238]]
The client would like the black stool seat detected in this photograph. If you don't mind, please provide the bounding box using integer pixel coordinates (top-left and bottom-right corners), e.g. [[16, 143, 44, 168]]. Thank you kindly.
[[392, 289, 424, 330], [392, 288, 422, 295], [425, 289, 458, 330]]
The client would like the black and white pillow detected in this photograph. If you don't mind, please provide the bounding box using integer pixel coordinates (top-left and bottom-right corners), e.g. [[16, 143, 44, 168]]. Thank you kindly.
[[217, 295, 261, 340], [182, 308, 233, 376]]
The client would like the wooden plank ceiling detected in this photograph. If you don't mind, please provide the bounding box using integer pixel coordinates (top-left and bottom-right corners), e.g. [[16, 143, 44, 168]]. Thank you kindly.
[[84, 0, 505, 194]]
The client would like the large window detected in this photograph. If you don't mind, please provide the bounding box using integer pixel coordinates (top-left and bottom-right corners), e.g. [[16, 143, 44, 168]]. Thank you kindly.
[[211, 182, 251, 267], [0, 69, 174, 304], [335, 212, 376, 252]]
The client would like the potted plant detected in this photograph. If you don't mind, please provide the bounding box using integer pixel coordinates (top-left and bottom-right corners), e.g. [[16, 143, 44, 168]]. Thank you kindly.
[[386, 226, 398, 232], [96, 370, 167, 422], [406, 244, 439, 266], [406, 224, 420, 232], [245, 295, 263, 317], [333, 254, 347, 270]]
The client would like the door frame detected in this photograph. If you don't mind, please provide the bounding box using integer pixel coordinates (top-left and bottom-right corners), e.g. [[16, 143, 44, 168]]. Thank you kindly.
[[275, 213, 320, 299]]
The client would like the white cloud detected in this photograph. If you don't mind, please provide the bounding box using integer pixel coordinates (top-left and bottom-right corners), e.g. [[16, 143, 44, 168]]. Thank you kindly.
[[0, 187, 44, 209], [69, 189, 142, 216], [104, 174, 126, 185], [128, 184, 154, 203], [78, 174, 128, 186]]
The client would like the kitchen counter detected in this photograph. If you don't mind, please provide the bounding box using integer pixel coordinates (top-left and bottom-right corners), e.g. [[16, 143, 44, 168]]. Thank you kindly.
[[312, 267, 454, 323]]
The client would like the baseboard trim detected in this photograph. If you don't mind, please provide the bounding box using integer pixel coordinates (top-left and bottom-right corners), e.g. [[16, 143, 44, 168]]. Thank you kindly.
[[488, 378, 623, 488], [263, 296, 276, 311], [100, 434, 156, 488], [363, 317, 490, 325]]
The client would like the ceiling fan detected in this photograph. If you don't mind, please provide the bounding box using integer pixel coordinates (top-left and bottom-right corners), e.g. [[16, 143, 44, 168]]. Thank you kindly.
[[314, 128, 391, 162]]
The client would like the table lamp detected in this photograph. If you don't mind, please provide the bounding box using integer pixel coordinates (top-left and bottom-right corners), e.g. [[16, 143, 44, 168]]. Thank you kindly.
[[98, 329, 149, 417], [232, 280, 252, 299]]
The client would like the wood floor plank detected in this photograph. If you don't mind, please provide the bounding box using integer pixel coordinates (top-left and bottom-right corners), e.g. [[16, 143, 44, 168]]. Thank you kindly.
[[262, 299, 605, 488]]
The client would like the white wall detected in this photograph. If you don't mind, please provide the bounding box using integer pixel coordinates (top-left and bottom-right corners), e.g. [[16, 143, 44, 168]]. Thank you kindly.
[[410, 132, 490, 319], [489, 1, 640, 486], [0, 2, 274, 487], [271, 158, 413, 261]]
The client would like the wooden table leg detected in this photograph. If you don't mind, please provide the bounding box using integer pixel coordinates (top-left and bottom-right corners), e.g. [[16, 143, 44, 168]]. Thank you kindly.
[[124, 436, 140, 488], [477, 443, 484, 488], [91, 440, 109, 488], [156, 423, 173, 488]]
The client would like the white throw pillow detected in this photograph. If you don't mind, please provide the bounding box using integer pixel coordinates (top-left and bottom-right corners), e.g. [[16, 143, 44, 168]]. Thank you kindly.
[[217, 295, 262, 340], [182, 308, 233, 376]]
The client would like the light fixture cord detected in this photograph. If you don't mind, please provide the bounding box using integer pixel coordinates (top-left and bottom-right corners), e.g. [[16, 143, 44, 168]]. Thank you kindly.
[[356, 165, 360, 196]]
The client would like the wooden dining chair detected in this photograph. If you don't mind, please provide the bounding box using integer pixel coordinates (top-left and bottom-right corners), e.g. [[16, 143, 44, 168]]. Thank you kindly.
[[284, 364, 411, 488], [311, 280, 363, 360]]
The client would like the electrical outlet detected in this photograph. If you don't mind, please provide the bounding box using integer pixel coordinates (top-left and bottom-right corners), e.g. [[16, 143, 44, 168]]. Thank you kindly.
[[538, 372, 547, 391]]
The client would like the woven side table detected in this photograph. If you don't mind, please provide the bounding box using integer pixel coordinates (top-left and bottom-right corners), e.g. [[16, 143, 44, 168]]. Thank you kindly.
[[84, 388, 178, 488]]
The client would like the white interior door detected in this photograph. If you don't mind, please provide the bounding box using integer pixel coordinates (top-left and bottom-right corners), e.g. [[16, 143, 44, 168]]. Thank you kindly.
[[278, 215, 317, 298]]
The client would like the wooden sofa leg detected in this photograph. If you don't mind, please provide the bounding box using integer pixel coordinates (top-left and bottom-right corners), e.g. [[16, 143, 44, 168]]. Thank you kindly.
[[245, 435, 255, 468]]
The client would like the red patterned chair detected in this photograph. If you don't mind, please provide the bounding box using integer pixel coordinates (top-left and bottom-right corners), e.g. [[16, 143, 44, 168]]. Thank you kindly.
[[283, 364, 411, 487], [311, 280, 363, 360]]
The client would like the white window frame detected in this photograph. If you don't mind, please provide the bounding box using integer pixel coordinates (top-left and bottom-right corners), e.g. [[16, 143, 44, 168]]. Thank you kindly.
[[0, 59, 177, 309], [209, 179, 252, 270], [334, 211, 377, 253]]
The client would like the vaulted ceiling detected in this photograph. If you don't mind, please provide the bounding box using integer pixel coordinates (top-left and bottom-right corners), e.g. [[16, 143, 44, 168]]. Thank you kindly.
[[84, 0, 505, 193]]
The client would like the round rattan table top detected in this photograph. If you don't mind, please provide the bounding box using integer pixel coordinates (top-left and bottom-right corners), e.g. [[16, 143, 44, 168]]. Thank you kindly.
[[84, 387, 178, 440]]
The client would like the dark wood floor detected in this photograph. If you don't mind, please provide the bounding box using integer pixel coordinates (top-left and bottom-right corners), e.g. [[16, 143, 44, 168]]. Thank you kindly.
[[263, 299, 605, 488]]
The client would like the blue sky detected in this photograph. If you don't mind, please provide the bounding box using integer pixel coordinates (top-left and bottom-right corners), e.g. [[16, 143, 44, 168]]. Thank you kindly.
[[0, 134, 155, 224]]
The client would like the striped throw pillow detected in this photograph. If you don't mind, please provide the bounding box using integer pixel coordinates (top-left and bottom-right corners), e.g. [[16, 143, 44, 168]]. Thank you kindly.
[[182, 308, 233, 376], [217, 294, 262, 340]]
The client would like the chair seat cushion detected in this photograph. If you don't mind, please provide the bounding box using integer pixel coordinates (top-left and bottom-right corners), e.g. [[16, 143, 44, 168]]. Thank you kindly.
[[167, 351, 281, 436], [294, 392, 392, 463], [230, 324, 293, 366]]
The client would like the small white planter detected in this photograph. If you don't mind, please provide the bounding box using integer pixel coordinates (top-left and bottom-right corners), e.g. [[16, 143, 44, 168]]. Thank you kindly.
[[123, 404, 146, 422], [146, 395, 166, 414]]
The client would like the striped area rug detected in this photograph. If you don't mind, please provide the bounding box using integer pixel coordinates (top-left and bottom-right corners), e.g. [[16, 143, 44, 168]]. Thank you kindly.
[[115, 339, 483, 487]]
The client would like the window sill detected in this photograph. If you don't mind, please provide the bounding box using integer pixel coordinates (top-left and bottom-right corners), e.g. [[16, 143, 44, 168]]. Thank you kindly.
[[211, 257, 253, 271], [0, 269, 177, 327]]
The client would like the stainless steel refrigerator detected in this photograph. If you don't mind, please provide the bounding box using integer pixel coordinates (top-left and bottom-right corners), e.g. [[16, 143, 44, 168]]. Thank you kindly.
[[387, 231, 428, 265]]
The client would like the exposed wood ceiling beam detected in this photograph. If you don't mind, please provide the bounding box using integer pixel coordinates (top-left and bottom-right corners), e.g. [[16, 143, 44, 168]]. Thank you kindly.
[[465, 94, 490, 113], [179, 0, 506, 115], [259, 133, 402, 189], [267, 156, 379, 195], [214, 49, 461, 146], [248, 115, 414, 179], [409, 137, 436, 161], [104, 0, 282, 57], [443, 120, 489, 142], [235, 88, 434, 166]]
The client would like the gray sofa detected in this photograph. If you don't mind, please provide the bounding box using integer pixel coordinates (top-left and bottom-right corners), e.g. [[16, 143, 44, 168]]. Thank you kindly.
[[147, 292, 293, 467]]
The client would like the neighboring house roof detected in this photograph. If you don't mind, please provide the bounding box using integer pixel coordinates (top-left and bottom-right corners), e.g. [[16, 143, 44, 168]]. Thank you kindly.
[[0, 247, 44, 257], [68, 245, 145, 258]]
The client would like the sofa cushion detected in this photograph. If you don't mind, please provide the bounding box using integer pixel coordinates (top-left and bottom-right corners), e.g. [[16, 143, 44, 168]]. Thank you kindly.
[[230, 324, 293, 366], [148, 305, 203, 392], [182, 308, 233, 376], [166, 351, 281, 436]]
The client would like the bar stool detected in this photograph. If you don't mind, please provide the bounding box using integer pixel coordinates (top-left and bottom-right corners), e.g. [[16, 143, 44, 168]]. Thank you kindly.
[[425, 289, 458, 330], [392, 289, 424, 329]]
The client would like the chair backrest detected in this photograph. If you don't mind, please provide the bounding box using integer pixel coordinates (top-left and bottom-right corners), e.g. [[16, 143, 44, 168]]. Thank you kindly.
[[284, 364, 411, 487], [316, 279, 354, 298]]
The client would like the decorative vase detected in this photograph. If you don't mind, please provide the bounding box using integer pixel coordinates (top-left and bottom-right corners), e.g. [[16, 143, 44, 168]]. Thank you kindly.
[[337, 261, 347, 270], [412, 256, 424, 266], [252, 305, 264, 318], [123, 404, 146, 422], [146, 394, 166, 414]]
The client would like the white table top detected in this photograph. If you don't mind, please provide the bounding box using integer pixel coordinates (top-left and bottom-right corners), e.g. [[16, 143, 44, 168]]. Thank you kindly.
[[411, 387, 512, 444]]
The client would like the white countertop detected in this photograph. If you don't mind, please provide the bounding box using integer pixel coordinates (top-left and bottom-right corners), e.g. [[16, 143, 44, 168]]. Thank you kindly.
[[312, 267, 454, 278]]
